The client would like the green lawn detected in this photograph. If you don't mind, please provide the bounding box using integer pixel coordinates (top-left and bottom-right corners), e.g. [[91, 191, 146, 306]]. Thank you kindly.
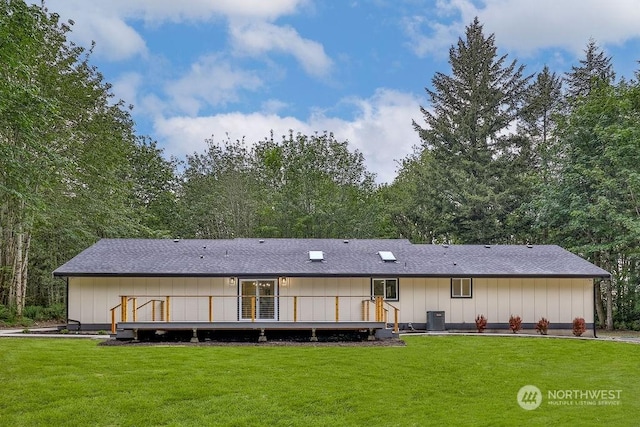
[[0, 336, 638, 426]]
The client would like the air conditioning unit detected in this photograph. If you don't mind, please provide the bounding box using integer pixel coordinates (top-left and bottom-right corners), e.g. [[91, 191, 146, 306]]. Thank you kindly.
[[427, 311, 445, 331]]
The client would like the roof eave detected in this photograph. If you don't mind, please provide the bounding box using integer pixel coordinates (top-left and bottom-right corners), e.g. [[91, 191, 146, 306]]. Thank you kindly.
[[53, 272, 612, 279]]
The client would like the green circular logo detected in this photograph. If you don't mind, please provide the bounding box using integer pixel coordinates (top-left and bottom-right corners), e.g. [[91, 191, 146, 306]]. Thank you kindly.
[[517, 385, 542, 410]]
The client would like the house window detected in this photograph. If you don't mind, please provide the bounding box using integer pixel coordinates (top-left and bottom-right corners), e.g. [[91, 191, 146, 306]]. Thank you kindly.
[[372, 278, 398, 301], [451, 278, 472, 298]]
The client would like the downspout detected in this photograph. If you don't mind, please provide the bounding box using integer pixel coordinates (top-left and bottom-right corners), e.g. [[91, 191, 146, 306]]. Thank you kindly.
[[593, 280, 598, 338], [65, 276, 69, 326]]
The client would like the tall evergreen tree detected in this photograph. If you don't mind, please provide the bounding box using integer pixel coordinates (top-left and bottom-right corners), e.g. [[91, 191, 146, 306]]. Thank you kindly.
[[510, 66, 564, 242], [520, 66, 563, 166], [565, 39, 615, 99], [405, 17, 532, 243]]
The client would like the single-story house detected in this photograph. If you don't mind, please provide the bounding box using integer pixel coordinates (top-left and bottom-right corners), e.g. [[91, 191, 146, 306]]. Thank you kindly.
[[53, 238, 610, 340]]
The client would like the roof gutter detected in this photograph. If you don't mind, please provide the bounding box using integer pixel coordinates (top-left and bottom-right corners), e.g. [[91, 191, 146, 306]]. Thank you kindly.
[[52, 272, 612, 279]]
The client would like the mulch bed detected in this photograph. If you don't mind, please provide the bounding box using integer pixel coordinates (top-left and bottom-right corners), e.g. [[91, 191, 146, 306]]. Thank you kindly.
[[99, 338, 406, 347]]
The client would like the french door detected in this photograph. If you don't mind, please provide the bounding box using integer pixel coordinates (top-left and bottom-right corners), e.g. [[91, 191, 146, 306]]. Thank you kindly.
[[240, 279, 277, 320]]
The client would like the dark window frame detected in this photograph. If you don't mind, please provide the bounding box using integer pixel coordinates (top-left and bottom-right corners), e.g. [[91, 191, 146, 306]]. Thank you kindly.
[[451, 277, 473, 298], [371, 278, 399, 301]]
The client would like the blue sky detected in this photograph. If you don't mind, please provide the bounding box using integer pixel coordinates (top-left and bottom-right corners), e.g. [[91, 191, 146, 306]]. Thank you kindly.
[[43, 0, 640, 183]]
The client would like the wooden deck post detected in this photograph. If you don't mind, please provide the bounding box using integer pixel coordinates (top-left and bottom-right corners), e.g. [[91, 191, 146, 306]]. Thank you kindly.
[[132, 298, 137, 322], [166, 296, 171, 322], [121, 296, 127, 322], [293, 296, 297, 322], [110, 309, 116, 334], [335, 296, 339, 322], [208, 296, 213, 322], [159, 301, 164, 321], [152, 301, 156, 321], [362, 300, 370, 321], [394, 307, 399, 333]]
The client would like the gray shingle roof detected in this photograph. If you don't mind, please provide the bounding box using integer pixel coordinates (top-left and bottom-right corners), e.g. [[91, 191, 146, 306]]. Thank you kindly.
[[53, 238, 611, 278]]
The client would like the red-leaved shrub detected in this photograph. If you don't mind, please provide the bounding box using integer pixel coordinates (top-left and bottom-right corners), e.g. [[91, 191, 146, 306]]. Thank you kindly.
[[509, 315, 522, 333], [535, 317, 550, 335], [572, 317, 586, 337], [475, 314, 487, 333]]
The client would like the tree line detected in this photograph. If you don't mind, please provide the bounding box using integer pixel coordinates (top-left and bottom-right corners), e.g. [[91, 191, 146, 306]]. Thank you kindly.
[[1, 3, 638, 329]]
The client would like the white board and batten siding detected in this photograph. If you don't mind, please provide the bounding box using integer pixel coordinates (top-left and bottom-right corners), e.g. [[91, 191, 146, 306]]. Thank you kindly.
[[279, 277, 371, 322], [68, 275, 593, 326], [398, 277, 593, 325], [69, 276, 235, 324]]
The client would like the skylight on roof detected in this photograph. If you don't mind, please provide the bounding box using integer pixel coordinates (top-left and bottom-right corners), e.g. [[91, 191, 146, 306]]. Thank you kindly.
[[378, 251, 396, 262], [309, 250, 324, 262]]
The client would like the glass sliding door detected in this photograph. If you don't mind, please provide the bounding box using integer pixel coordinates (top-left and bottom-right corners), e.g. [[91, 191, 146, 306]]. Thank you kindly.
[[240, 279, 277, 320]]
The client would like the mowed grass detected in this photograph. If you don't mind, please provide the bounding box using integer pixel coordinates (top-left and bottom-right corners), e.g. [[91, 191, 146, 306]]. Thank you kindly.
[[0, 336, 638, 426]]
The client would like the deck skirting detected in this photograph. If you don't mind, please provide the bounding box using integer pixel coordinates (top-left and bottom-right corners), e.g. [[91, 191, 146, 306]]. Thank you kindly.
[[118, 321, 385, 331], [115, 321, 389, 340]]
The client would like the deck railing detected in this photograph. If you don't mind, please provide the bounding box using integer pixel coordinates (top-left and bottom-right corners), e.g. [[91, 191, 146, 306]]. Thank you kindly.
[[109, 295, 399, 334]]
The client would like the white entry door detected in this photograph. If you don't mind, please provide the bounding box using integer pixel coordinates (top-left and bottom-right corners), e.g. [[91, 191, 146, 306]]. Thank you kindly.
[[240, 279, 277, 320]]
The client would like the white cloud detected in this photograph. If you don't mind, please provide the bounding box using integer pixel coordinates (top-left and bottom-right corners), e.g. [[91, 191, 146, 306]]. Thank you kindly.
[[261, 99, 290, 114], [155, 113, 305, 159], [165, 55, 263, 116], [405, 0, 640, 57], [118, 0, 304, 23], [111, 72, 142, 106], [403, 15, 463, 59], [62, 12, 148, 61], [154, 89, 422, 183], [230, 21, 333, 78], [138, 93, 167, 120], [45, 0, 304, 24], [43, 0, 308, 60]]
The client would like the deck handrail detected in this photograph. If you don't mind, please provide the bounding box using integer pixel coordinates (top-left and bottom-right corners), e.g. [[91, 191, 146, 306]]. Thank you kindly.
[[383, 301, 400, 333], [135, 299, 164, 323], [109, 303, 122, 334], [109, 294, 399, 333]]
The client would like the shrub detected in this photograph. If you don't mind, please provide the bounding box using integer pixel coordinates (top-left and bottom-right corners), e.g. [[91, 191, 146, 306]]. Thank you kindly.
[[16, 317, 34, 327], [613, 320, 640, 331], [475, 315, 487, 333], [0, 304, 15, 322], [44, 303, 66, 321], [508, 315, 522, 333], [22, 306, 46, 322], [21, 304, 65, 322], [535, 317, 550, 335], [573, 317, 586, 337]]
